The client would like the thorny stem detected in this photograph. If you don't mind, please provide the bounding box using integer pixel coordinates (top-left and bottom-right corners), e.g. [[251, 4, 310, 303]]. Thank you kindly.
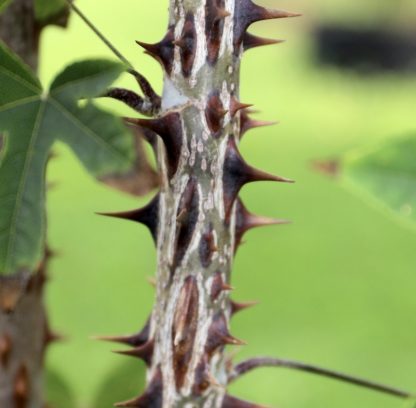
[[88, 1, 415, 407], [228, 357, 414, 399]]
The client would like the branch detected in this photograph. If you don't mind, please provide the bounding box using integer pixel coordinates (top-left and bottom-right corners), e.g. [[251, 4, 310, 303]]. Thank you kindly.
[[228, 357, 414, 400], [128, 69, 161, 111], [103, 88, 155, 117]]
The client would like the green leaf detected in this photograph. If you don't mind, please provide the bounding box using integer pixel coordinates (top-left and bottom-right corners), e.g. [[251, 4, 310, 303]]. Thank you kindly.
[[340, 134, 416, 227], [34, 0, 68, 25], [0, 42, 134, 275]]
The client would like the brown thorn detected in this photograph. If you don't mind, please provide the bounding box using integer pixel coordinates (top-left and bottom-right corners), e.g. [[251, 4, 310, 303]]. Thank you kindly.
[[113, 339, 154, 366], [0, 334, 12, 368], [14, 365, 29, 408], [230, 97, 253, 117], [231, 300, 259, 315], [93, 318, 151, 347], [243, 32, 284, 51]]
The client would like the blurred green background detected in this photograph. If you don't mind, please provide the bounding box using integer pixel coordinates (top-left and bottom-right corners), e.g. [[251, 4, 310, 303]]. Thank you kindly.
[[38, 0, 416, 407]]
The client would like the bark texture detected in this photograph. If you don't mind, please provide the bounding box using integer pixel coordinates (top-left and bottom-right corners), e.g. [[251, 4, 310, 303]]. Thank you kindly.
[[0, 0, 39, 71], [110, 1, 297, 407], [0, 269, 49, 408]]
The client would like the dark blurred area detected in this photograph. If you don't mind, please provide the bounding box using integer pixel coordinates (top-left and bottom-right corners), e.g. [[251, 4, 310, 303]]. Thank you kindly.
[[315, 26, 416, 72]]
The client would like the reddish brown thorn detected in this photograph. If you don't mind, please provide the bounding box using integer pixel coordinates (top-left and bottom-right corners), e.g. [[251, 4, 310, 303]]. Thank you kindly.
[[211, 272, 234, 301], [206, 92, 228, 136], [126, 112, 183, 179], [205, 2, 230, 64], [235, 198, 290, 249], [43, 320, 65, 350], [230, 96, 253, 117], [243, 32, 284, 51], [14, 365, 29, 408], [198, 224, 218, 268], [0, 334, 11, 368], [199, 224, 217, 268], [114, 339, 154, 367], [136, 27, 175, 74], [234, 0, 300, 49], [223, 136, 294, 220], [211, 3, 231, 22], [96, 194, 159, 243], [240, 110, 277, 138], [178, 13, 197, 77], [94, 318, 151, 347], [231, 300, 259, 316], [193, 355, 215, 395], [115, 367, 163, 407], [206, 313, 246, 357], [222, 394, 266, 408]]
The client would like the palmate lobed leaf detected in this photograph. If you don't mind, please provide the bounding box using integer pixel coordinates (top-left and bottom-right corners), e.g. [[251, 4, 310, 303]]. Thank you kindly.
[[0, 41, 134, 275], [340, 134, 416, 228]]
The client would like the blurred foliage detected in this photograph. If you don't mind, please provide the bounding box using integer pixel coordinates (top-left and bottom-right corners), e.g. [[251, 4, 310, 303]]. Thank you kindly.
[[339, 134, 416, 229]]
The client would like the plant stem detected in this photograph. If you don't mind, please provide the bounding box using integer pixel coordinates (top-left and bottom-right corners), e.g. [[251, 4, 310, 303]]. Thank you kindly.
[[228, 357, 414, 399]]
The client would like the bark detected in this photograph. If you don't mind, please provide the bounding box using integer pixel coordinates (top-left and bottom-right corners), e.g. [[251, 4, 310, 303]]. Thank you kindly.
[[0, 270, 49, 408], [149, 2, 241, 406], [113, 1, 296, 407], [0, 0, 40, 71], [0, 2, 46, 407]]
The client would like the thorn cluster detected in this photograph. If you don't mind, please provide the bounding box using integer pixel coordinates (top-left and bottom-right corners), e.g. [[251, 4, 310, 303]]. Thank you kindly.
[[99, 1, 299, 406]]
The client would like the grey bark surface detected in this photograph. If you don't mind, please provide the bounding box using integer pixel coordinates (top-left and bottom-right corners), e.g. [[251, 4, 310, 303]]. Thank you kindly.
[[0, 272, 48, 408], [150, 2, 240, 407], [0, 0, 39, 71], [109, 0, 298, 406]]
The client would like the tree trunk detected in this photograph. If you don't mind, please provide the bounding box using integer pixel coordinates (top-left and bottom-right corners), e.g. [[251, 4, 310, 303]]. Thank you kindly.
[[0, 2, 45, 407], [114, 1, 295, 407], [0, 271, 49, 408], [0, 0, 40, 71]]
